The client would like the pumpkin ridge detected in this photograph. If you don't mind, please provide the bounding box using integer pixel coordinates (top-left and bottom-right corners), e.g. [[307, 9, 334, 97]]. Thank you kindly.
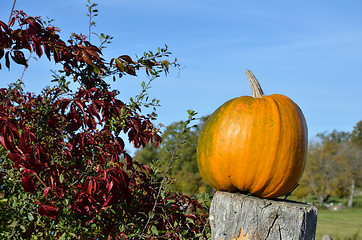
[[266, 96, 293, 197], [224, 98, 246, 191], [197, 111, 223, 190], [232, 97, 256, 192], [245, 98, 266, 194], [265, 95, 307, 198], [252, 96, 282, 197]]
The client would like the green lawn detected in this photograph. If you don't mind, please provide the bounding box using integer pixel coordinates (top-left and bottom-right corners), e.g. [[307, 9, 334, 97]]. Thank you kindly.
[[286, 194, 362, 239], [316, 208, 362, 240]]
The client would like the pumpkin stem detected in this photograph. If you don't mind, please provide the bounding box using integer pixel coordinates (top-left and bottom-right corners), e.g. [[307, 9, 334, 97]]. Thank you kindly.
[[246, 69, 265, 98]]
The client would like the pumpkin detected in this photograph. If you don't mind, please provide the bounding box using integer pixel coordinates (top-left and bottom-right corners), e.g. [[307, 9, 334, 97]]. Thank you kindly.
[[197, 70, 308, 199]]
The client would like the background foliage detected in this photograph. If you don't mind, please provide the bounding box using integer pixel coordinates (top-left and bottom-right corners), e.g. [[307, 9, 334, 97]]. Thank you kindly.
[[134, 115, 212, 196]]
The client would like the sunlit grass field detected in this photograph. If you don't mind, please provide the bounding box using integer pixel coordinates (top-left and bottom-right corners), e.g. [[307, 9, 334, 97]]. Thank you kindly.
[[288, 194, 362, 240], [316, 208, 362, 240]]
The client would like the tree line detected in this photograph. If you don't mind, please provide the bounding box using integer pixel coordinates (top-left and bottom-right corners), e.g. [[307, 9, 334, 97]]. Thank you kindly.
[[134, 118, 362, 207], [296, 121, 362, 207]]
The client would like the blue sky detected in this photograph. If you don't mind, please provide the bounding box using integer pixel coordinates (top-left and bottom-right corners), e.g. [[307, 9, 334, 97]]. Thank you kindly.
[[1, 1, 361, 151]]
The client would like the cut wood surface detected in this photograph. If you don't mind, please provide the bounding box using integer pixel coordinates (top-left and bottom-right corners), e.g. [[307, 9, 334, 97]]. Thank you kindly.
[[209, 191, 318, 240]]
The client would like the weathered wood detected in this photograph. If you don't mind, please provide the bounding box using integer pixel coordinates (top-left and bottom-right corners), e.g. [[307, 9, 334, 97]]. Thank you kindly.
[[209, 191, 318, 240]]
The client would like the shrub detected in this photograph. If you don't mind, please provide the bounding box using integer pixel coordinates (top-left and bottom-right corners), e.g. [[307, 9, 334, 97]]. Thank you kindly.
[[0, 7, 209, 239]]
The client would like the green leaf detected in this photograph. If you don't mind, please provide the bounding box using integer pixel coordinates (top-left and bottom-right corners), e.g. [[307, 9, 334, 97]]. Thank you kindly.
[[59, 173, 64, 183], [28, 212, 34, 221], [93, 66, 100, 74], [60, 232, 66, 240], [20, 225, 26, 232], [115, 58, 125, 72], [150, 225, 159, 235]]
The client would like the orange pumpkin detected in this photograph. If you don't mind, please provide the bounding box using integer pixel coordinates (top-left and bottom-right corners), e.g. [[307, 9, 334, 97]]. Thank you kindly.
[[197, 70, 308, 199]]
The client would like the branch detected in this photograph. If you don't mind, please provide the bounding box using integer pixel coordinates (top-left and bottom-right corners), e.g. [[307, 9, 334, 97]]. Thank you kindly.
[[8, 0, 16, 24]]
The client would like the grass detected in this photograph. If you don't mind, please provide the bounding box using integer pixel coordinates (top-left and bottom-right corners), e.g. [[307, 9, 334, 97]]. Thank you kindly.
[[316, 208, 362, 240], [286, 194, 362, 239]]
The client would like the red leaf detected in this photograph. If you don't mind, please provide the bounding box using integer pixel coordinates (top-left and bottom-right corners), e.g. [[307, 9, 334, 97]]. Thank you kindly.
[[20, 129, 36, 146], [43, 43, 51, 60], [117, 137, 125, 151], [0, 47, 4, 59], [21, 170, 37, 193], [0, 136, 5, 148], [106, 179, 114, 194], [119, 55, 135, 64], [141, 164, 151, 173], [102, 193, 120, 209], [124, 153, 133, 169], [97, 153, 106, 165], [5, 51, 10, 69], [7, 152, 21, 163], [30, 35, 42, 57], [3, 132, 16, 152], [8, 17, 15, 27], [88, 103, 101, 122], [153, 134, 162, 148], [130, 118, 140, 133], [125, 66, 137, 76], [21, 36, 32, 52], [84, 46, 101, 59], [43, 186, 51, 199], [38, 203, 59, 220], [79, 50, 93, 65], [185, 214, 197, 220], [73, 100, 88, 123], [56, 98, 71, 114], [84, 177, 99, 196], [0, 21, 11, 34], [11, 51, 28, 66], [26, 17, 41, 30]]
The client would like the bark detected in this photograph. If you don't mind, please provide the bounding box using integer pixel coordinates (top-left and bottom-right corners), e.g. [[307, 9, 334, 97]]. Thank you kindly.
[[348, 179, 355, 208], [209, 191, 318, 240]]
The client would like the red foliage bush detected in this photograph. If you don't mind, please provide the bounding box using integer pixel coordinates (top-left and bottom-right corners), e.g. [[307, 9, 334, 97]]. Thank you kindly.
[[0, 10, 209, 239]]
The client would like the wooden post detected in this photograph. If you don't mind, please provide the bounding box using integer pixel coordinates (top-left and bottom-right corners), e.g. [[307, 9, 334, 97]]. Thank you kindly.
[[209, 191, 318, 240]]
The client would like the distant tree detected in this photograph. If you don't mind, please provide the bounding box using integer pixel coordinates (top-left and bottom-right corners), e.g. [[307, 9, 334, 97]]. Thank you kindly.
[[337, 141, 361, 207], [302, 140, 338, 205], [338, 121, 362, 207], [298, 123, 362, 207], [350, 120, 362, 146]]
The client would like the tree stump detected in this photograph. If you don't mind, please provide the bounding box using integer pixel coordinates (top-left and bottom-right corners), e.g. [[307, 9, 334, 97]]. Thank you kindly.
[[209, 191, 318, 240]]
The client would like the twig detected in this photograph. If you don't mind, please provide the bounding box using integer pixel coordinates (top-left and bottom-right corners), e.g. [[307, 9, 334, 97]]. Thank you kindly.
[[8, 0, 16, 24], [200, 216, 209, 238], [33, 172, 47, 188], [283, 183, 299, 200]]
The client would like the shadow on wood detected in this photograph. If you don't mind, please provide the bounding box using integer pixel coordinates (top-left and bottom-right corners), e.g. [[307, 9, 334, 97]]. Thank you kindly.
[[209, 191, 318, 240]]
